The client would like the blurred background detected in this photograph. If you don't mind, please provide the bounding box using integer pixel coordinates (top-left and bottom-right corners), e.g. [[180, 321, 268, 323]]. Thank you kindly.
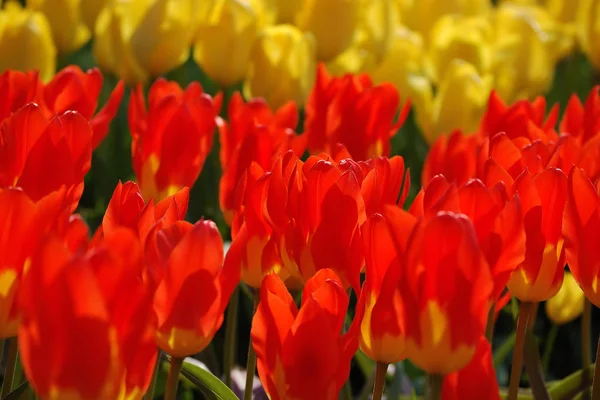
[[2, 0, 599, 397]]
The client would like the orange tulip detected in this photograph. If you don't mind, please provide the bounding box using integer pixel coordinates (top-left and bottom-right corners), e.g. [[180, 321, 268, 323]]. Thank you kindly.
[[442, 336, 501, 400], [392, 208, 493, 374], [251, 269, 360, 400], [410, 175, 526, 301], [152, 219, 239, 357], [304, 63, 410, 160], [563, 167, 600, 306], [218, 92, 306, 225], [129, 79, 222, 202], [0, 103, 91, 211], [18, 227, 157, 399]]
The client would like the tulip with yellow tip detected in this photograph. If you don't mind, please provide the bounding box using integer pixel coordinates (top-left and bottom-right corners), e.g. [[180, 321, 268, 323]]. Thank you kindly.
[[545, 271, 585, 325], [194, 0, 258, 88], [27, 0, 91, 54], [424, 60, 493, 143], [94, 0, 195, 85], [0, 2, 56, 82], [294, 0, 359, 61], [243, 24, 316, 109], [426, 15, 493, 84]]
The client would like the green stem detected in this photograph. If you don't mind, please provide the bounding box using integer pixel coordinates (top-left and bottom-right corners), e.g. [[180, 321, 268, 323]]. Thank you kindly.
[[507, 301, 534, 400], [342, 381, 352, 400], [1, 338, 18, 398], [485, 302, 496, 343], [372, 362, 388, 400], [542, 324, 559, 373], [244, 289, 260, 400], [426, 374, 443, 400], [143, 351, 161, 400], [593, 335, 600, 400], [223, 286, 240, 388], [164, 357, 183, 400]]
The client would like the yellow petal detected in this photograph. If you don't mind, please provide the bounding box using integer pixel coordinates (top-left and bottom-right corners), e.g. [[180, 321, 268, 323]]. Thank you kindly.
[[577, 0, 600, 71], [545, 271, 585, 325]]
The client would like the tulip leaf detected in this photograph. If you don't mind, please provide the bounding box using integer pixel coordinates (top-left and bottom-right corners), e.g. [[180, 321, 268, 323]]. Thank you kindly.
[[179, 358, 238, 400], [2, 381, 28, 400]]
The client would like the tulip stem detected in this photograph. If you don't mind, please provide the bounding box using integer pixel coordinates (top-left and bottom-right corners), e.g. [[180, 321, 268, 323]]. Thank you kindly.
[[1, 338, 18, 398], [426, 374, 443, 400], [592, 335, 600, 400], [164, 356, 183, 400], [584, 299, 593, 395], [372, 362, 388, 400], [144, 351, 161, 400], [224, 285, 240, 388], [244, 289, 260, 400], [485, 302, 496, 343], [507, 301, 534, 400], [542, 324, 558, 373]]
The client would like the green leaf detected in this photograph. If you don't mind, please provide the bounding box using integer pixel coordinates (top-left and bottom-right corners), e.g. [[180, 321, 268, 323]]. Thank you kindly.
[[179, 358, 238, 400], [493, 332, 516, 367], [2, 381, 28, 400]]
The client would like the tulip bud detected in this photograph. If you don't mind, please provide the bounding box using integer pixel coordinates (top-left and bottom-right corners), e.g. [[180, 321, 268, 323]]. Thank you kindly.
[[193, 0, 259, 88], [243, 24, 317, 109], [0, 2, 56, 82], [545, 271, 585, 325]]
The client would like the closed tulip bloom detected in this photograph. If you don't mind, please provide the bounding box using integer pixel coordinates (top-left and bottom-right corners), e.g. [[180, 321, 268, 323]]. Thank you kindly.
[[294, 0, 359, 61], [442, 336, 501, 400], [397, 208, 493, 374], [305, 63, 410, 160], [545, 271, 585, 324], [243, 24, 317, 109], [27, 0, 91, 54], [425, 60, 493, 143], [0, 2, 56, 82], [129, 79, 221, 202], [94, 0, 195, 84], [563, 167, 600, 307], [251, 269, 360, 400], [0, 104, 92, 211], [152, 220, 240, 357], [193, 0, 259, 88], [81, 0, 108, 30]]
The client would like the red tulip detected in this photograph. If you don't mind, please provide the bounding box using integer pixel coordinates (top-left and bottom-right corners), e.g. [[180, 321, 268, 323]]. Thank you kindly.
[[251, 269, 360, 400], [0, 69, 40, 121], [218, 92, 305, 225], [304, 63, 410, 160], [129, 79, 221, 201]]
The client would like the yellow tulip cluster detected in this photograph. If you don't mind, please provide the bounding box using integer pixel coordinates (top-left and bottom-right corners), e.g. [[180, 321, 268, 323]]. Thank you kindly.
[[2, 0, 600, 141]]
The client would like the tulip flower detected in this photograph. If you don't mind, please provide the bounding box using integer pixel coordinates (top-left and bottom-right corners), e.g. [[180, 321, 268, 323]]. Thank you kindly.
[[243, 24, 317, 109], [426, 15, 493, 84], [397, 208, 493, 374], [563, 167, 600, 307], [293, 0, 359, 61], [218, 92, 305, 225], [129, 79, 221, 202], [81, 0, 107, 31], [193, 0, 259, 88], [359, 155, 411, 217], [94, 0, 196, 84], [577, 0, 600, 72], [0, 104, 92, 211], [305, 63, 410, 160], [27, 0, 91, 54], [251, 269, 360, 400], [492, 3, 573, 102], [152, 219, 240, 357], [424, 60, 493, 143], [0, 2, 56, 82], [0, 69, 41, 121], [442, 336, 501, 400], [275, 0, 303, 23], [545, 271, 585, 325], [410, 175, 526, 302]]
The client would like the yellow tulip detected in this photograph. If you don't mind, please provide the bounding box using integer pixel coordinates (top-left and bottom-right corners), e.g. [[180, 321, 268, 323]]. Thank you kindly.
[[94, 0, 195, 85], [326, 0, 396, 75], [275, 0, 304, 23], [0, 2, 56, 82], [81, 0, 108, 31], [194, 0, 258, 87], [245, 0, 277, 27], [426, 15, 493, 84], [294, 0, 360, 61], [492, 3, 574, 102], [27, 0, 91, 54], [425, 60, 493, 143], [243, 24, 316, 109], [545, 271, 585, 325], [397, 0, 491, 39], [577, 0, 600, 71]]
